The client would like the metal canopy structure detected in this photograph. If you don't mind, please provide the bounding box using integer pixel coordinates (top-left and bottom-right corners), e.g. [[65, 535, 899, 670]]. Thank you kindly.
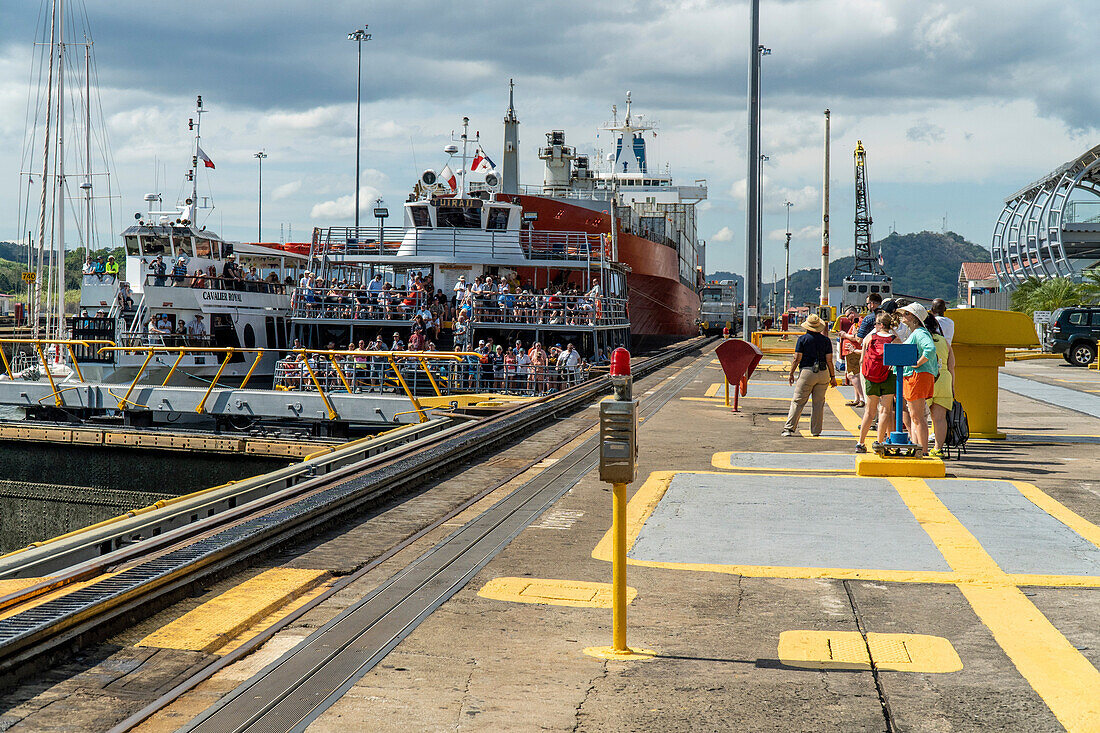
[[993, 143, 1100, 286]]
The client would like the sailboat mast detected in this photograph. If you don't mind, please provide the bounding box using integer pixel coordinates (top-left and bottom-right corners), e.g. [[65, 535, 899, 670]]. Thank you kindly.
[[84, 42, 92, 251], [33, 0, 57, 339], [55, 0, 66, 339]]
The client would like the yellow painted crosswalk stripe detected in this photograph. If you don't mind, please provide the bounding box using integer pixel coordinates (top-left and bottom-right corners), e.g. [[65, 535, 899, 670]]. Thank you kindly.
[[889, 477, 1100, 732]]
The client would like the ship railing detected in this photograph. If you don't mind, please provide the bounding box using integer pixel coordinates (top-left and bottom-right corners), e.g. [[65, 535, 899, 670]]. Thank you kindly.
[[140, 273, 288, 295], [516, 185, 616, 201], [310, 226, 608, 263], [0, 338, 117, 407], [87, 345, 471, 423], [292, 290, 628, 328], [274, 356, 590, 399]]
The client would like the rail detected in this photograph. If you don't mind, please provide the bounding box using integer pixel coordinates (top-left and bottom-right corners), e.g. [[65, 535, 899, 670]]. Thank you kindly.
[[88, 345, 473, 422], [0, 338, 116, 406], [140, 273, 288, 294], [311, 225, 608, 263], [275, 357, 591, 397], [293, 289, 627, 328], [751, 329, 799, 355], [0, 335, 712, 687]]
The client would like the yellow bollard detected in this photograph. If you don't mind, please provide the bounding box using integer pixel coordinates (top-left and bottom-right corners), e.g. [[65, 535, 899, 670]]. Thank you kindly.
[[724, 378, 730, 408], [949, 308, 1040, 439], [612, 481, 627, 651]]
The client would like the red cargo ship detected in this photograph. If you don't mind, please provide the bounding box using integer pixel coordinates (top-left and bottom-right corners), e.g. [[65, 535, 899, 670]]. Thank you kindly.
[[496, 91, 707, 337]]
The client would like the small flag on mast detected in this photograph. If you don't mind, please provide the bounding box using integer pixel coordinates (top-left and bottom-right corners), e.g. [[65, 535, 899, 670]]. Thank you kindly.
[[197, 146, 215, 169], [440, 164, 457, 193], [470, 147, 495, 173]]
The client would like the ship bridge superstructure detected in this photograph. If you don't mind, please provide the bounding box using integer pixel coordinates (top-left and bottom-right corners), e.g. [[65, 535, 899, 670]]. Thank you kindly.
[[993, 143, 1100, 286]]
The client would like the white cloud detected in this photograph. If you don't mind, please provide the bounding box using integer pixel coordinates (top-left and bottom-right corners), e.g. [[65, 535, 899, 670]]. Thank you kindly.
[[309, 185, 383, 220], [272, 180, 302, 201], [711, 226, 734, 242], [768, 224, 820, 242]]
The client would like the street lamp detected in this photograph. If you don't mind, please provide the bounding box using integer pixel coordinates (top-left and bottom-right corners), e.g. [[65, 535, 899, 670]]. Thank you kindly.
[[784, 200, 793, 313], [254, 151, 267, 241], [373, 197, 388, 249], [348, 25, 372, 232]]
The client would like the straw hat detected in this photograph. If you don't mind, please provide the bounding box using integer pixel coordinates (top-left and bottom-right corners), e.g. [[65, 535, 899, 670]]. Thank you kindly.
[[801, 314, 827, 333], [898, 302, 929, 322]]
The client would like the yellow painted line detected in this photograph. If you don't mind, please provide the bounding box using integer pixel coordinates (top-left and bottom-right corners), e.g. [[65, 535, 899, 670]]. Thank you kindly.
[[823, 387, 863, 436], [478, 577, 637, 608], [778, 630, 962, 673], [0, 577, 49, 597], [889, 477, 1100, 731], [592, 472, 1100, 590], [705, 382, 723, 397], [1013, 481, 1100, 551], [680, 395, 788, 403], [0, 574, 116, 621], [137, 568, 330, 653], [710, 451, 853, 473]]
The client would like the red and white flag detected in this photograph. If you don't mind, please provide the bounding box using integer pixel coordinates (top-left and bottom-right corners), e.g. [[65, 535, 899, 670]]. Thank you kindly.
[[197, 146, 215, 169], [470, 147, 495, 173], [439, 164, 457, 192]]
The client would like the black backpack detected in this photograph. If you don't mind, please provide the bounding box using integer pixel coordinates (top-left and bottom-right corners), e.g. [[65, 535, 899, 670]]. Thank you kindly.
[[944, 400, 969, 459]]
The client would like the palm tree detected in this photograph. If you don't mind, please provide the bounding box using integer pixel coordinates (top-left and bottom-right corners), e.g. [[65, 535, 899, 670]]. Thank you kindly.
[[1013, 277, 1090, 316], [1081, 268, 1100, 305]]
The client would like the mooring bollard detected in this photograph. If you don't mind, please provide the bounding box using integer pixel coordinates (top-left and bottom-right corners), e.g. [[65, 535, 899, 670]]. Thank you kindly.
[[585, 347, 655, 660]]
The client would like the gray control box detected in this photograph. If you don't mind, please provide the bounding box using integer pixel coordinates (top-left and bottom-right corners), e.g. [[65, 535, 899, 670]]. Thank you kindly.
[[599, 398, 638, 484]]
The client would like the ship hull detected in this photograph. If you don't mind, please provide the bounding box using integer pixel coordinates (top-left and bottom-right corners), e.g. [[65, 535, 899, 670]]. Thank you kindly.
[[513, 194, 699, 336]]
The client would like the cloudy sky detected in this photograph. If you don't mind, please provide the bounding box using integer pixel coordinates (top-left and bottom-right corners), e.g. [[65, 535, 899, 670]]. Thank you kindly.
[[0, 0, 1096, 277]]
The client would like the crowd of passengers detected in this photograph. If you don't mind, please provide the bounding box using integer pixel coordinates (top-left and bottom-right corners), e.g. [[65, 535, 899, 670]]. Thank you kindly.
[[294, 271, 605, 327], [277, 334, 594, 395], [142, 254, 290, 291]]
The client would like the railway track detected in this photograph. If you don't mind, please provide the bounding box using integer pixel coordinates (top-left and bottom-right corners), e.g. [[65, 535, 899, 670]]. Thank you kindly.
[[0, 337, 713, 699]]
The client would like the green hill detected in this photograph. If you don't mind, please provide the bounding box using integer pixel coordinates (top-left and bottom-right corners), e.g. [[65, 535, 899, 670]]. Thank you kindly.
[[709, 230, 989, 307], [0, 241, 126, 294]]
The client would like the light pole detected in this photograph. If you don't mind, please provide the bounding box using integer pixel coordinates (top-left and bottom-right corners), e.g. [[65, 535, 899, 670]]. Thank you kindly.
[[784, 200, 793, 313], [744, 0, 768, 339], [254, 151, 267, 241], [373, 197, 388, 248], [348, 25, 371, 232]]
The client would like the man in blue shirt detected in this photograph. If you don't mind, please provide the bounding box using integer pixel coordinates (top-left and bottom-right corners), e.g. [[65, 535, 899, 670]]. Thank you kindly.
[[783, 314, 837, 437], [855, 291, 883, 339]]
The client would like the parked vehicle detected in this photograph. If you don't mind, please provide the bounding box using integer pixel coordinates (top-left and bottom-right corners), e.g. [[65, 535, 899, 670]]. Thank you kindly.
[[1047, 306, 1100, 366]]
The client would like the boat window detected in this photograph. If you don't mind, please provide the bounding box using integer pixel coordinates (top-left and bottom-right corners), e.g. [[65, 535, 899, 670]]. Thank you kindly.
[[222, 242, 234, 259], [870, 285, 879, 293], [701, 289, 723, 302], [858, 285, 868, 293], [124, 235, 141, 255], [195, 239, 212, 258], [436, 206, 482, 228], [142, 235, 170, 256], [243, 323, 256, 349], [210, 240, 221, 259], [410, 205, 431, 228], [486, 207, 509, 230]]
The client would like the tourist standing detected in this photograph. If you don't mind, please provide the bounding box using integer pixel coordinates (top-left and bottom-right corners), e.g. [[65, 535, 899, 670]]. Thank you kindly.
[[782, 314, 836, 437], [897, 303, 938, 454], [855, 311, 898, 452]]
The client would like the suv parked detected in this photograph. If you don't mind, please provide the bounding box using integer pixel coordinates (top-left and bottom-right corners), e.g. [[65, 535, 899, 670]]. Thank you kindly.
[[1048, 306, 1100, 366]]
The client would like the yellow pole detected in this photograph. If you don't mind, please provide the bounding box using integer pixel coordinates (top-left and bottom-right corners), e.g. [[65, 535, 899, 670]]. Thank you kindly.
[[326, 353, 353, 394], [299, 351, 338, 420], [162, 351, 186, 386], [0, 343, 13, 379], [416, 357, 443, 396], [196, 349, 232, 414], [612, 481, 628, 651], [119, 350, 155, 409], [387, 355, 427, 423], [35, 344, 62, 406], [65, 344, 84, 383], [240, 350, 264, 389], [724, 379, 730, 407]]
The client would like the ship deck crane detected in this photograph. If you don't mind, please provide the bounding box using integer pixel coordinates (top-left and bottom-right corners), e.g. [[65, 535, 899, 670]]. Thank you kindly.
[[842, 140, 892, 310]]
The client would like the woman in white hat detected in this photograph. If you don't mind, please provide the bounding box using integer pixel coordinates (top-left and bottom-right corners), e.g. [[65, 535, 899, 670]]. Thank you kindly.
[[897, 302, 939, 454], [783, 313, 837, 437]]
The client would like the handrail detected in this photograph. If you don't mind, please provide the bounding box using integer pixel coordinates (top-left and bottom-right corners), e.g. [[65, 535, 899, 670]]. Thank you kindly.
[[88, 344, 477, 422], [0, 338, 116, 405]]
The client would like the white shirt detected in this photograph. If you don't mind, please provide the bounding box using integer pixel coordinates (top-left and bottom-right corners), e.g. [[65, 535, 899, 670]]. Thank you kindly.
[[556, 349, 580, 368], [453, 280, 466, 292], [936, 315, 955, 344], [187, 317, 207, 336], [368, 278, 385, 293]]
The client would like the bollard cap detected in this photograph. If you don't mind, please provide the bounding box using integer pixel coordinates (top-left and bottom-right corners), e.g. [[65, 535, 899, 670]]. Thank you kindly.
[[610, 347, 631, 376]]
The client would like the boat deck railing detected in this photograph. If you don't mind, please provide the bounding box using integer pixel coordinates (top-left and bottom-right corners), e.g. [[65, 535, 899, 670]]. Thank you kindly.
[[292, 289, 627, 328], [311, 226, 609, 264], [274, 356, 590, 398]]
